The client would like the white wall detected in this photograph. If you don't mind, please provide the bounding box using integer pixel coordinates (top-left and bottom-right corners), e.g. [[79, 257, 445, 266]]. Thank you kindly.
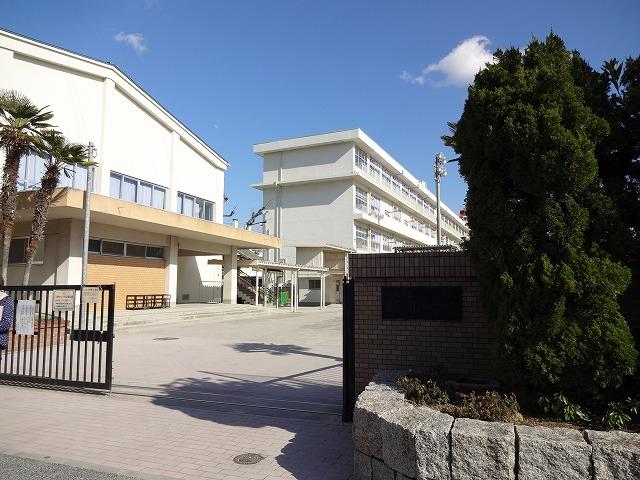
[[177, 256, 222, 303], [262, 143, 354, 184], [264, 179, 353, 264]]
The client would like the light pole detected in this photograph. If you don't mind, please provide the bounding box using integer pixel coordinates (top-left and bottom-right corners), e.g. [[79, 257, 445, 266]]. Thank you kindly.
[[434, 152, 447, 246], [81, 142, 98, 286]]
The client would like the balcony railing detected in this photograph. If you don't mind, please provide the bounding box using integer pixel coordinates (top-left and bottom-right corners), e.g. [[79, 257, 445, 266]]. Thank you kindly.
[[354, 164, 467, 239]]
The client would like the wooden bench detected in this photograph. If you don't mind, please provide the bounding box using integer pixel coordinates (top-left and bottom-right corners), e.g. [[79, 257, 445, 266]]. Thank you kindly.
[[126, 294, 171, 310]]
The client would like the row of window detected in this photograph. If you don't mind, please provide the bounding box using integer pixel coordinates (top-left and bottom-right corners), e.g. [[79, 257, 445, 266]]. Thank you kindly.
[[354, 147, 467, 236], [355, 186, 438, 238], [18, 154, 89, 192], [88, 239, 165, 259], [354, 224, 457, 252]]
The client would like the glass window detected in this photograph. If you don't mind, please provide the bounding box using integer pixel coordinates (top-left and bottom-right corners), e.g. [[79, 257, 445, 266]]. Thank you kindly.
[[369, 159, 381, 178], [203, 201, 213, 221], [139, 182, 153, 206], [146, 246, 164, 259], [101, 241, 124, 256], [355, 147, 367, 170], [8, 238, 28, 264], [370, 195, 381, 215], [355, 186, 367, 212], [382, 168, 392, 189], [383, 235, 393, 252], [152, 186, 165, 209], [183, 195, 194, 216], [371, 231, 381, 252], [126, 244, 146, 257], [177, 193, 183, 214], [393, 206, 402, 222], [392, 178, 401, 194], [88, 239, 101, 254], [122, 177, 137, 202], [109, 173, 122, 198], [355, 225, 368, 250], [309, 279, 321, 289]]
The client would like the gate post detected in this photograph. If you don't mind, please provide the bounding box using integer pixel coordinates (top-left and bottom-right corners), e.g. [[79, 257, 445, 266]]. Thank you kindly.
[[342, 276, 355, 422], [105, 284, 115, 392]]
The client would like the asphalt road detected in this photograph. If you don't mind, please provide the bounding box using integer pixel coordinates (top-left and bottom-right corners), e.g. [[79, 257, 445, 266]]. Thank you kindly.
[[0, 454, 142, 480]]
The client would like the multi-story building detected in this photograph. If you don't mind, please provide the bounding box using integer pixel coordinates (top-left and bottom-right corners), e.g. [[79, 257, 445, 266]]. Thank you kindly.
[[252, 128, 468, 304], [1, 29, 279, 308]]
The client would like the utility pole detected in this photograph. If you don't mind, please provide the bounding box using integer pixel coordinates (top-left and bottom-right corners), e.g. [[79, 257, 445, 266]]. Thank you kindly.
[[434, 153, 447, 246], [81, 142, 98, 285]]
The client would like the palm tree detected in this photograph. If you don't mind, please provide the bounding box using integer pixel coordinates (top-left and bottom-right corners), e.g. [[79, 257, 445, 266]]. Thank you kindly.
[[0, 90, 53, 280], [22, 131, 94, 284]]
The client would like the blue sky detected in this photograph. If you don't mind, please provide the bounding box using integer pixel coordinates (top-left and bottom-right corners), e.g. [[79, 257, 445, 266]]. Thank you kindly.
[[2, 0, 639, 224]]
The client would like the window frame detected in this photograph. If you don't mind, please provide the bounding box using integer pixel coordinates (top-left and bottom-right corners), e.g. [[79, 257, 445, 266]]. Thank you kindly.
[[8, 236, 46, 265], [89, 238, 165, 260]]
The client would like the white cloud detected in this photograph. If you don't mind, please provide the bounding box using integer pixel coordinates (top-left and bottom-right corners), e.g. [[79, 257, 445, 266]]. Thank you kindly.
[[401, 35, 496, 87], [114, 32, 148, 55]]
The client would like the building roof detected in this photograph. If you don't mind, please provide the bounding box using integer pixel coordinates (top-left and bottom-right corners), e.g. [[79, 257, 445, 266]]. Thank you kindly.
[[0, 28, 228, 170]]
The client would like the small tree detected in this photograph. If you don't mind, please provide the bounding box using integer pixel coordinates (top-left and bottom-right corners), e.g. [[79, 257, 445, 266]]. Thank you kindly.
[[448, 34, 637, 400], [0, 90, 53, 280], [22, 131, 93, 285]]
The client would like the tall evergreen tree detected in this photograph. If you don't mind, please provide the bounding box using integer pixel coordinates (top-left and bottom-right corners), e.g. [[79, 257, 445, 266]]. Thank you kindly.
[[449, 34, 637, 399]]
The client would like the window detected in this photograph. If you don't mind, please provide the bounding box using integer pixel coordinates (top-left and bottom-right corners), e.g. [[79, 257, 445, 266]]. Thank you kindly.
[[369, 159, 381, 178], [89, 239, 164, 259], [88, 239, 101, 254], [18, 153, 88, 191], [383, 235, 393, 252], [355, 147, 367, 170], [355, 186, 368, 212], [382, 168, 392, 189], [355, 225, 368, 250], [177, 192, 215, 221], [393, 206, 402, 222], [110, 172, 166, 209], [392, 178, 401, 194], [309, 279, 321, 289], [126, 244, 146, 258], [371, 231, 381, 252], [370, 195, 381, 216], [101, 241, 125, 256], [8, 237, 45, 264]]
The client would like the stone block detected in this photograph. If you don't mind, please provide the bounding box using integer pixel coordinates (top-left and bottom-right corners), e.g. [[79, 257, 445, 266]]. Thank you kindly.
[[372, 457, 395, 480], [516, 425, 591, 480], [451, 418, 515, 480], [380, 403, 420, 477], [354, 388, 403, 458], [586, 429, 640, 480], [354, 450, 373, 480], [415, 408, 454, 480]]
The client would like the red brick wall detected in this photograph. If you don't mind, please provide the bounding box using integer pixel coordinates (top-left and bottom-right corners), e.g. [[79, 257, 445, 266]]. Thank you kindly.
[[349, 251, 493, 396]]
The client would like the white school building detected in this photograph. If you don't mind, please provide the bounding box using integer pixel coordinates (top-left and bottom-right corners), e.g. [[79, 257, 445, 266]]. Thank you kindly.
[[0, 29, 279, 309], [253, 129, 469, 305]]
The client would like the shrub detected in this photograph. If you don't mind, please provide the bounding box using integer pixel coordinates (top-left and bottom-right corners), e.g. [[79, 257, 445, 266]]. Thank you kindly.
[[455, 391, 521, 423], [447, 33, 638, 399], [398, 375, 449, 406], [599, 397, 640, 430], [538, 393, 591, 423]]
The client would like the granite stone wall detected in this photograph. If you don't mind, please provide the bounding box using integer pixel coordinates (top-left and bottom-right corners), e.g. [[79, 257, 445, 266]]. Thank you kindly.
[[353, 372, 640, 480]]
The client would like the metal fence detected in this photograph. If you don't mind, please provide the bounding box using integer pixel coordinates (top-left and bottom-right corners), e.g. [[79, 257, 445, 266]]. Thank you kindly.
[[0, 284, 115, 390]]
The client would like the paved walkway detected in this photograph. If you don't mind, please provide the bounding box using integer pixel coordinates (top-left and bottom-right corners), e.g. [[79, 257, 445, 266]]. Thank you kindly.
[[0, 305, 353, 479]]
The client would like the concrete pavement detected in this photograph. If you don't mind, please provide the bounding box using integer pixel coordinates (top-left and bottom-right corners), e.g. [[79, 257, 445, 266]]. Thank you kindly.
[[0, 305, 353, 479]]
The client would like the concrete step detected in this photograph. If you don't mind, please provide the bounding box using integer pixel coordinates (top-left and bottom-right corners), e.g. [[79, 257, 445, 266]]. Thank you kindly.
[[114, 305, 265, 331]]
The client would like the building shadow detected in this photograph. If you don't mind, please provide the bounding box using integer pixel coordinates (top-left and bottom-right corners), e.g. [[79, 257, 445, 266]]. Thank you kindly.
[[150, 371, 353, 480]]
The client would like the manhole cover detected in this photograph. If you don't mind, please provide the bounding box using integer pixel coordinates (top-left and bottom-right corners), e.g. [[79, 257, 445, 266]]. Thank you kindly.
[[152, 337, 179, 341], [233, 453, 264, 465]]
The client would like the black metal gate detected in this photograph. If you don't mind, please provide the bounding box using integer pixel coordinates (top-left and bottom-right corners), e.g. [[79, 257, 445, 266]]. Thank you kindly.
[[342, 276, 355, 422], [0, 284, 115, 390]]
